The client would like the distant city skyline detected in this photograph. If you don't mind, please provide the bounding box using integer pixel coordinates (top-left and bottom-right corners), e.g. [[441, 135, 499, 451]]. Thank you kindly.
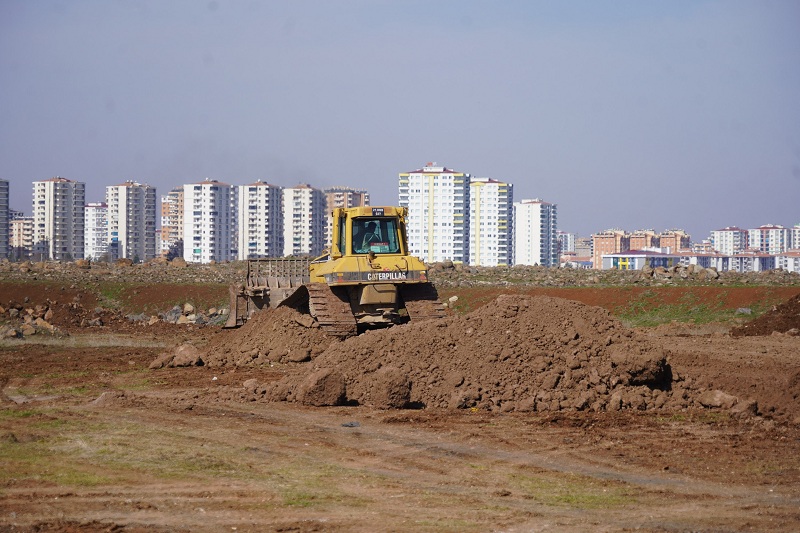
[[2, 1, 799, 240], [4, 174, 798, 243]]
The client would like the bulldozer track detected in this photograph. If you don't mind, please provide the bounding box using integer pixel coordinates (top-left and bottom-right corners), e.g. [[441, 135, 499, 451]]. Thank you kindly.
[[307, 283, 358, 338], [401, 283, 447, 321]]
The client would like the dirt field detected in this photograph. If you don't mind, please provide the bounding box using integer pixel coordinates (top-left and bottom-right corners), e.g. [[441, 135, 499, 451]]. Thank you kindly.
[[2, 280, 800, 532]]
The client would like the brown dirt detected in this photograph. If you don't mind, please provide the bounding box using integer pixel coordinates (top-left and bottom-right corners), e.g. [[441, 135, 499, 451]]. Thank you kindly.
[[730, 293, 800, 337], [2, 286, 800, 531]]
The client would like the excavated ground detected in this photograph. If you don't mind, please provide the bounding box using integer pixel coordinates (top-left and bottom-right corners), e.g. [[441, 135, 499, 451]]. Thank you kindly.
[[1, 280, 800, 532]]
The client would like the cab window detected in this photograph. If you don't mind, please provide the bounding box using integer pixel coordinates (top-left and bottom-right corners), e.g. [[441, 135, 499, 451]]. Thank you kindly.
[[352, 218, 400, 254]]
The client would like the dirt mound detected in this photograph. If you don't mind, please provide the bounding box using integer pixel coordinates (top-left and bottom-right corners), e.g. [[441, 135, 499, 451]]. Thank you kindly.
[[230, 294, 728, 413], [287, 294, 677, 411], [201, 306, 337, 367], [730, 293, 800, 337]]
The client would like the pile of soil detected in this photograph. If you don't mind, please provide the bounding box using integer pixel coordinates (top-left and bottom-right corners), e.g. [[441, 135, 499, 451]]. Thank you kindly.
[[202, 295, 737, 414], [201, 306, 336, 367], [730, 293, 800, 337]]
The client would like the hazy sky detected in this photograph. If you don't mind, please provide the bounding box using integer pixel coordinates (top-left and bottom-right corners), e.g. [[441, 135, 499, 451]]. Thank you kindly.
[[1, 0, 798, 239]]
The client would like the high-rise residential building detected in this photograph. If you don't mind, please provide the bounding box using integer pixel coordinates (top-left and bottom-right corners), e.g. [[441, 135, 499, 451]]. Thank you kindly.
[[468, 177, 513, 266], [399, 162, 470, 264], [710, 226, 748, 255], [160, 187, 184, 257], [183, 179, 237, 263], [591, 229, 629, 270], [748, 224, 790, 255], [282, 184, 326, 257], [84, 202, 109, 261], [513, 199, 558, 266], [629, 229, 658, 250], [793, 223, 800, 250], [106, 181, 157, 262], [10, 211, 33, 261], [238, 180, 283, 259], [324, 187, 370, 248], [0, 179, 8, 259], [659, 229, 691, 253], [32, 177, 85, 261], [557, 231, 576, 254]]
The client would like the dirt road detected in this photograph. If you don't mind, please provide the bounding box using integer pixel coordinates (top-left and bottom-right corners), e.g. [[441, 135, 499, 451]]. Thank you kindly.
[[1, 312, 799, 532]]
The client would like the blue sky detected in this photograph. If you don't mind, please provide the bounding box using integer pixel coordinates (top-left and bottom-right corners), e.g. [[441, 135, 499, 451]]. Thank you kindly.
[[1, 0, 798, 239]]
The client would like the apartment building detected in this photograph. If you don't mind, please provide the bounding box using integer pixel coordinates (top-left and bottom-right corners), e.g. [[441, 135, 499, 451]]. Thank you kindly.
[[748, 224, 790, 255], [513, 198, 558, 266], [32, 177, 85, 261], [160, 187, 184, 257], [324, 187, 370, 248], [106, 181, 157, 262], [238, 180, 284, 259], [591, 229, 629, 269], [10, 211, 33, 261], [710, 226, 748, 255], [469, 177, 513, 266], [793, 224, 800, 250], [398, 162, 470, 264], [557, 231, 576, 254], [282, 184, 326, 257], [84, 202, 109, 261], [0, 179, 8, 259], [659, 229, 691, 253], [183, 179, 237, 263], [629, 229, 658, 250]]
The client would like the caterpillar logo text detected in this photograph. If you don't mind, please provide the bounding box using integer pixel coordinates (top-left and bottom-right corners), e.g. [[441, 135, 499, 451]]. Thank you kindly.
[[367, 271, 407, 281]]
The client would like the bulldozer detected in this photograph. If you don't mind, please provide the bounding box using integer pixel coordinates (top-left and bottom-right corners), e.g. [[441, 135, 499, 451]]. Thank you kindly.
[[224, 206, 446, 337]]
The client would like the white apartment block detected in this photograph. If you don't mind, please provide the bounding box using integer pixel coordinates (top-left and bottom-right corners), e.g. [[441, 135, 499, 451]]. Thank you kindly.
[[324, 187, 370, 248], [710, 226, 748, 255], [0, 179, 8, 259], [283, 184, 326, 257], [32, 177, 85, 261], [160, 187, 184, 256], [558, 231, 576, 254], [106, 181, 157, 262], [793, 223, 800, 250], [238, 181, 284, 259], [10, 213, 33, 261], [183, 179, 237, 263], [468, 177, 513, 266], [84, 202, 109, 261], [748, 224, 790, 255], [513, 199, 558, 266], [398, 163, 470, 264]]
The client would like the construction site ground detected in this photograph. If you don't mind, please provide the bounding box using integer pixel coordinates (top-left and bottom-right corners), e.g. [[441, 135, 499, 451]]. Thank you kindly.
[[1, 279, 800, 532]]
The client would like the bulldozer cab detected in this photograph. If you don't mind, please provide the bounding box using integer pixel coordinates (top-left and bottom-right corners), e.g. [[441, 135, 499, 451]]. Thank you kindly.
[[349, 217, 400, 254], [332, 207, 406, 258]]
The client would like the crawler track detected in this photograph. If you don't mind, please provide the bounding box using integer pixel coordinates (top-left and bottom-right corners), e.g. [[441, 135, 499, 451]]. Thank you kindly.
[[307, 283, 358, 338], [401, 283, 447, 321]]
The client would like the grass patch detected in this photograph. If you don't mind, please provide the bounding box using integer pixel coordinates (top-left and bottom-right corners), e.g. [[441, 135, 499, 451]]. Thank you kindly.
[[511, 472, 635, 509], [617, 290, 736, 327]]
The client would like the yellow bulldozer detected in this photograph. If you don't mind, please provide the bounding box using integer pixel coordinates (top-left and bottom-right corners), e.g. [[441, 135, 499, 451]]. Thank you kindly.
[[224, 206, 446, 337]]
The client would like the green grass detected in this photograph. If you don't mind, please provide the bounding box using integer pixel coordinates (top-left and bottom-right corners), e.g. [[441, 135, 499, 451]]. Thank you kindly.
[[510, 472, 635, 509], [617, 290, 736, 327]]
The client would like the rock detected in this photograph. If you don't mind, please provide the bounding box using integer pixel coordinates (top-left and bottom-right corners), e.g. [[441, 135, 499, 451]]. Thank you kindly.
[[698, 389, 738, 409], [295, 368, 346, 406], [368, 366, 411, 409], [183, 303, 195, 315], [294, 314, 316, 328], [243, 378, 260, 393], [170, 344, 204, 367], [170, 257, 188, 268], [286, 347, 311, 363]]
